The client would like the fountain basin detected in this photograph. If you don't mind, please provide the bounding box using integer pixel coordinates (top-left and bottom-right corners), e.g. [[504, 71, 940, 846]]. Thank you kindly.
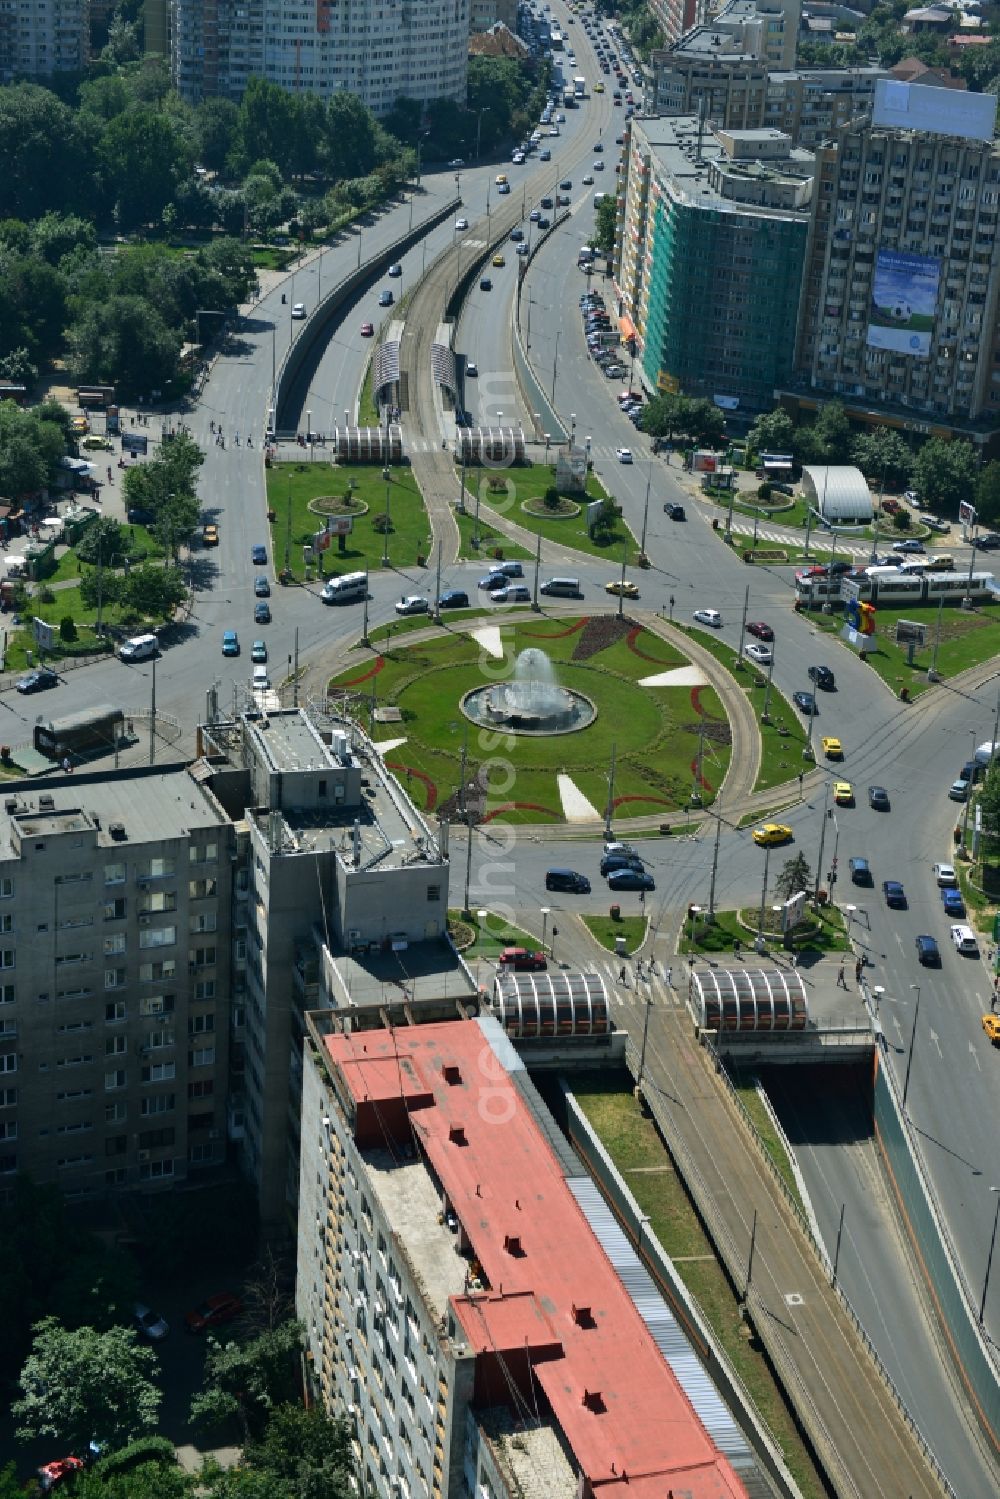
[[460, 647, 597, 737]]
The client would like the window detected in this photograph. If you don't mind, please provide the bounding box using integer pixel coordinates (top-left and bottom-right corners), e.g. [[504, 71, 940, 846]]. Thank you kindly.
[[103, 934, 126, 956], [189, 843, 218, 864], [0, 1088, 15, 1107], [139, 926, 176, 949], [104, 1069, 126, 1091], [104, 898, 126, 921], [140, 1093, 175, 1116], [189, 878, 218, 899], [0, 952, 14, 970], [105, 1000, 126, 1023], [189, 1142, 215, 1164], [188, 1078, 214, 1099], [105, 1100, 126, 1122], [0, 985, 13, 1005], [190, 912, 217, 934], [0, 1120, 17, 1141], [188, 1013, 215, 1035], [105, 1134, 127, 1156], [141, 1062, 175, 1083], [57, 1054, 93, 1069], [139, 1158, 174, 1180], [139, 1126, 175, 1150], [105, 1035, 127, 1057], [139, 959, 175, 982], [139, 993, 173, 1017], [427, 885, 441, 902], [56, 953, 87, 968], [104, 862, 127, 885], [0, 913, 13, 934], [190, 946, 216, 968], [189, 1046, 215, 1068], [105, 1167, 126, 1186], [144, 1029, 174, 1050], [0, 878, 13, 898], [139, 891, 176, 914], [105, 968, 126, 990], [194, 979, 215, 1001], [146, 858, 175, 879]]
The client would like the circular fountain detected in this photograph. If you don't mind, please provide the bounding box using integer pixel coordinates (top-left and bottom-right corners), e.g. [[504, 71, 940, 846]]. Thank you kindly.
[[461, 647, 597, 737]]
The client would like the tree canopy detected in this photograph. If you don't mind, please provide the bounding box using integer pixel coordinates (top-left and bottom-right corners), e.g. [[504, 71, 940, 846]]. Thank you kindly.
[[910, 437, 978, 516], [13, 1316, 161, 1452]]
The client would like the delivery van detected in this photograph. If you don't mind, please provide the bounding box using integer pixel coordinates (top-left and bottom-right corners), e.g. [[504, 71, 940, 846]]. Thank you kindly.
[[118, 633, 158, 662]]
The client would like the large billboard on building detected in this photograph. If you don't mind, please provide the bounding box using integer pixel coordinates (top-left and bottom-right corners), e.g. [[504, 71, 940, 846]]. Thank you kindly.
[[866, 250, 940, 358], [873, 79, 996, 144]]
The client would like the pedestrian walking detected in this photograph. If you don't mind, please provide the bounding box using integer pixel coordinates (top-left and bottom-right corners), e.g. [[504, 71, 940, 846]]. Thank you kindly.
[[855, 957, 864, 984], [619, 964, 627, 985], [664, 965, 672, 987], [836, 963, 848, 989], [798, 771, 804, 794]]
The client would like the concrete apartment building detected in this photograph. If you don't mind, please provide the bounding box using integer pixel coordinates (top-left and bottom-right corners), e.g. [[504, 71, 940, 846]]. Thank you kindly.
[[0, 0, 89, 83], [616, 115, 813, 411], [0, 764, 235, 1202], [788, 81, 1000, 440], [167, 0, 469, 116], [649, 0, 802, 76], [197, 705, 456, 1225], [296, 1014, 750, 1498]]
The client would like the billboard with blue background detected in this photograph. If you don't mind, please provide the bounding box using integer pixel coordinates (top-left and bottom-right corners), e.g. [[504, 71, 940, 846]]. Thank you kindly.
[[867, 249, 940, 358]]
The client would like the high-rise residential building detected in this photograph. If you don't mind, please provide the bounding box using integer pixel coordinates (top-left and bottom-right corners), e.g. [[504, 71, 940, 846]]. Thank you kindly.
[[646, 41, 888, 147], [616, 115, 813, 411], [649, 0, 801, 73], [296, 1013, 751, 1498], [0, 0, 89, 84], [167, 0, 469, 116], [197, 705, 458, 1224], [0, 764, 234, 1202], [469, 0, 517, 34], [788, 81, 1000, 440], [648, 0, 698, 49]]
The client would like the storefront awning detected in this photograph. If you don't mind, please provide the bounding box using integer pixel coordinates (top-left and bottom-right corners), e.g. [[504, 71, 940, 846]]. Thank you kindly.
[[619, 314, 636, 341]]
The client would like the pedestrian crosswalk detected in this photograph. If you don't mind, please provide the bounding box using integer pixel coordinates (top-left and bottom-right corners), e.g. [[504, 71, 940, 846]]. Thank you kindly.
[[587, 958, 681, 1010], [727, 518, 870, 557]]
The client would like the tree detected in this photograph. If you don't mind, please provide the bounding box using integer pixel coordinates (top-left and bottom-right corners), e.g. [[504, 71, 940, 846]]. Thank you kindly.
[[641, 392, 689, 442], [79, 569, 124, 612], [125, 564, 187, 620], [747, 407, 796, 460], [685, 398, 725, 448], [974, 460, 1000, 530], [13, 1317, 161, 1452], [0, 1464, 24, 1499], [910, 437, 978, 517], [245, 1404, 353, 1496], [798, 399, 852, 465], [97, 107, 189, 232], [191, 1320, 304, 1440], [241, 1245, 295, 1338], [774, 853, 813, 901], [977, 760, 1000, 858], [76, 517, 127, 567], [852, 426, 912, 491], [67, 294, 181, 398], [593, 194, 616, 255]]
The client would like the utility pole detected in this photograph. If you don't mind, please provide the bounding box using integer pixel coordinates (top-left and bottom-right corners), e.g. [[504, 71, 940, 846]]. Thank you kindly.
[[551, 330, 560, 405], [459, 728, 473, 917], [617, 537, 628, 618], [148, 654, 156, 766], [473, 471, 482, 549], [762, 640, 775, 722], [815, 780, 831, 898], [604, 742, 617, 838], [293, 627, 299, 707], [640, 463, 652, 559], [532, 527, 542, 611], [694, 721, 705, 803], [382, 475, 391, 567], [433, 542, 442, 623], [756, 843, 771, 944], [707, 809, 723, 920], [737, 583, 750, 664], [928, 596, 944, 682]]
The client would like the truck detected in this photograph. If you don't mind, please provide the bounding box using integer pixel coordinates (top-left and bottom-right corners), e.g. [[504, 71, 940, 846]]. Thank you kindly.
[[574, 75, 586, 99], [34, 705, 125, 760]]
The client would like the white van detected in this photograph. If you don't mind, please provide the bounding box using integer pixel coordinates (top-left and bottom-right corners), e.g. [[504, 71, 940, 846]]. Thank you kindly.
[[540, 576, 583, 597], [252, 665, 271, 691], [322, 571, 368, 605], [119, 633, 158, 662]]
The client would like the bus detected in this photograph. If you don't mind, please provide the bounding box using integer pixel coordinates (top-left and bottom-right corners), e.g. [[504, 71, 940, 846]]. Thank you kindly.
[[574, 75, 586, 98], [34, 704, 125, 760], [550, 26, 563, 48]]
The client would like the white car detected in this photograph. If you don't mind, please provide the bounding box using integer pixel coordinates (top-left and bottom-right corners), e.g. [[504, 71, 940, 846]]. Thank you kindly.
[[616, 446, 633, 464], [933, 861, 957, 886], [693, 608, 722, 628], [135, 1303, 169, 1340], [745, 642, 772, 665], [951, 923, 979, 954], [291, 302, 306, 319], [549, 126, 560, 137], [556, 112, 566, 122], [465, 361, 478, 377], [455, 217, 469, 231], [395, 596, 429, 616], [583, 174, 594, 184]]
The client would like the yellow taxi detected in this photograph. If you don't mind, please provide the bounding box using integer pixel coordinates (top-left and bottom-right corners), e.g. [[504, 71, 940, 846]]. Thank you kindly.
[[202, 523, 219, 546], [605, 579, 639, 598], [821, 736, 843, 759], [70, 414, 89, 435], [752, 823, 793, 847], [833, 781, 854, 806], [983, 1013, 1000, 1044], [595, 81, 605, 92], [495, 174, 508, 186], [492, 253, 506, 267]]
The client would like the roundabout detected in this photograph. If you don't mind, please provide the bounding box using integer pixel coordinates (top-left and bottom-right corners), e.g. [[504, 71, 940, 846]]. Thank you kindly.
[[328, 614, 732, 825]]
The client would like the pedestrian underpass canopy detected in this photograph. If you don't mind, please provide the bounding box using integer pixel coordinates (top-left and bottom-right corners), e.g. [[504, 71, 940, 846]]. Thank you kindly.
[[492, 970, 610, 1039], [801, 465, 873, 526], [691, 967, 809, 1031]]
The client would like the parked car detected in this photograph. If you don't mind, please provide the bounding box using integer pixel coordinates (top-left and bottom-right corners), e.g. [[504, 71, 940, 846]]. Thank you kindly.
[[395, 596, 429, 616], [942, 886, 965, 917], [932, 861, 957, 887], [951, 923, 979, 955], [16, 667, 58, 694], [437, 590, 470, 609], [185, 1292, 244, 1333], [134, 1303, 169, 1340], [498, 946, 547, 970]]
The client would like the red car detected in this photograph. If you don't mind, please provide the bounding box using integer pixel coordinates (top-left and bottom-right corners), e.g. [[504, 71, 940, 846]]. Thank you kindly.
[[746, 621, 774, 641], [38, 1458, 85, 1491], [498, 946, 547, 971], [185, 1291, 244, 1333], [360, 321, 374, 337]]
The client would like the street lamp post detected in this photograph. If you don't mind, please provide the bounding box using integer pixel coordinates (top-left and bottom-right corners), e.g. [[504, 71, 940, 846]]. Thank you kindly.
[[382, 475, 391, 566], [804, 695, 816, 761], [473, 471, 482, 549], [762, 640, 775, 722], [814, 780, 831, 898], [617, 536, 628, 618], [541, 906, 551, 956], [756, 844, 772, 946], [902, 982, 921, 1111], [962, 728, 976, 849], [640, 463, 652, 558], [979, 1186, 1000, 1326]]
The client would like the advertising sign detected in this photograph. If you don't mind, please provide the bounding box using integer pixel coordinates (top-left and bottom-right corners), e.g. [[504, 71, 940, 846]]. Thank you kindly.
[[959, 500, 976, 528], [895, 619, 926, 646], [782, 890, 807, 932], [122, 431, 148, 455], [32, 617, 55, 651], [867, 250, 940, 358]]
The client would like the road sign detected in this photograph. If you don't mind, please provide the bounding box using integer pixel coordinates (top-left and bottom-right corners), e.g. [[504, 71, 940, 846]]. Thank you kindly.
[[32, 617, 54, 651], [782, 890, 807, 931], [959, 500, 976, 527], [895, 619, 926, 646]]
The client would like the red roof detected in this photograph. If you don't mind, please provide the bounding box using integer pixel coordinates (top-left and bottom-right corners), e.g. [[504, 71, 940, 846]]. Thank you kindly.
[[326, 1021, 747, 1498]]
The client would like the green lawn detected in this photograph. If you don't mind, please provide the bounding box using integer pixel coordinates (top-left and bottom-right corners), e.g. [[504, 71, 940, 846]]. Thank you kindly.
[[364, 606, 499, 645], [678, 902, 848, 955], [3, 583, 121, 669], [454, 505, 534, 563], [357, 357, 379, 427], [448, 908, 542, 956], [467, 461, 636, 561], [330, 617, 730, 825], [806, 599, 1000, 697], [572, 1079, 827, 1499], [583, 913, 648, 954], [267, 462, 432, 580]]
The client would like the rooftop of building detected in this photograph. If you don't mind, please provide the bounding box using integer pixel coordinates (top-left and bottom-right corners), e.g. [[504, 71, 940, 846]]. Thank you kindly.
[[244, 709, 335, 774], [468, 21, 529, 57], [632, 114, 814, 214], [322, 935, 477, 1010], [0, 762, 225, 858], [323, 1017, 746, 1499]]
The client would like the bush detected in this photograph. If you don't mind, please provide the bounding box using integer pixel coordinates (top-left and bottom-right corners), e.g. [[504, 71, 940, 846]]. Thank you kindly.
[[38, 586, 55, 604], [59, 615, 77, 642], [892, 509, 911, 531], [372, 513, 394, 534], [543, 485, 561, 511], [757, 482, 772, 502], [93, 1435, 178, 1479]]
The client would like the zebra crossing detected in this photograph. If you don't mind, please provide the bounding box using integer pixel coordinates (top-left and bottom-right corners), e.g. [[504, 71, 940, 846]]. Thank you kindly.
[[587, 958, 680, 1010], [727, 518, 871, 556]]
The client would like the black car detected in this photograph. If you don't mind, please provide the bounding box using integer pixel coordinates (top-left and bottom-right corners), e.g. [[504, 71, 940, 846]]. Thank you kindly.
[[973, 532, 1000, 550], [848, 857, 872, 886], [254, 576, 270, 597], [915, 934, 940, 966], [607, 868, 655, 892], [251, 544, 267, 565], [437, 590, 469, 610], [545, 868, 591, 893], [601, 853, 644, 877], [254, 601, 271, 624], [16, 667, 58, 694], [869, 785, 891, 811], [480, 276, 493, 291], [883, 879, 907, 908], [808, 664, 835, 690], [793, 690, 817, 714], [664, 503, 686, 520]]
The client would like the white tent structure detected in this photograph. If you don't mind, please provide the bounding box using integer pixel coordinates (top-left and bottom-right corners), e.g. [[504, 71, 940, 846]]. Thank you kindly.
[[802, 465, 873, 526]]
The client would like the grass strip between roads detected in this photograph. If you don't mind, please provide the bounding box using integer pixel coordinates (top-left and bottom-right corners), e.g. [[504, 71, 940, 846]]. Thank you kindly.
[[806, 599, 1000, 698], [267, 462, 432, 581], [570, 1077, 827, 1499], [582, 914, 647, 954], [465, 461, 636, 562]]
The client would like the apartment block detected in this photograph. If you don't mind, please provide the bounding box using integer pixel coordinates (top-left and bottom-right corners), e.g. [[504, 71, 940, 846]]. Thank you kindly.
[[168, 0, 469, 116], [790, 82, 1000, 438], [617, 115, 812, 411], [649, 0, 801, 78], [0, 0, 89, 83], [198, 705, 456, 1224], [297, 1014, 749, 1497], [0, 765, 234, 1202]]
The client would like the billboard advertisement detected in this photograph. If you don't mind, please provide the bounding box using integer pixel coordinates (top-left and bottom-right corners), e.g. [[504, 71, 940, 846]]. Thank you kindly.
[[873, 79, 997, 144], [867, 250, 940, 358]]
